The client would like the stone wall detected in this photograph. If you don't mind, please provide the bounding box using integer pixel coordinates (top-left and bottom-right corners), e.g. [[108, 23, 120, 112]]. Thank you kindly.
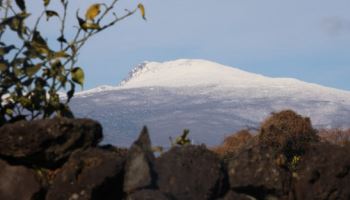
[[0, 115, 349, 200]]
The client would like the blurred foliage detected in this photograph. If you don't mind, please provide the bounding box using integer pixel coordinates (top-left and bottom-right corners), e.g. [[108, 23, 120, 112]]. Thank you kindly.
[[0, 0, 146, 126], [170, 129, 192, 147], [211, 129, 254, 157], [319, 128, 350, 146], [259, 110, 319, 161]]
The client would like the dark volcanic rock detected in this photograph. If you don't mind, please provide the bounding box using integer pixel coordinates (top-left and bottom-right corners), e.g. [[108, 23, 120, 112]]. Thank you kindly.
[[226, 139, 291, 199], [126, 190, 169, 200], [155, 145, 227, 200], [218, 190, 254, 200], [123, 127, 157, 194], [0, 159, 42, 200], [46, 148, 126, 200], [0, 118, 102, 168], [293, 142, 350, 200]]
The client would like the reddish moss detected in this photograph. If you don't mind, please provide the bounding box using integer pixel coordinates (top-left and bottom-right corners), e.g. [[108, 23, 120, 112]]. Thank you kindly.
[[318, 128, 350, 146], [212, 129, 254, 156], [259, 110, 318, 159]]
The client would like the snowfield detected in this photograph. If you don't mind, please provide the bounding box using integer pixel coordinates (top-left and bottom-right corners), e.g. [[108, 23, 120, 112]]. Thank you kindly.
[[70, 59, 350, 147]]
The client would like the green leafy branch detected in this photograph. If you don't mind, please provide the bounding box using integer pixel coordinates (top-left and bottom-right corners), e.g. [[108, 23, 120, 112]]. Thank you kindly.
[[0, 0, 147, 126]]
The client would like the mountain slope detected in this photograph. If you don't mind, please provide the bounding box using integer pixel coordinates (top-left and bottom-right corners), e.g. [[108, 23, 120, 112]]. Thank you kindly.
[[70, 59, 350, 147]]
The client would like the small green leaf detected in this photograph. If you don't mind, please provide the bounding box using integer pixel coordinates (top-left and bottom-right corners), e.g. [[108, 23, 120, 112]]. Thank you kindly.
[[85, 4, 101, 21], [14, 66, 22, 76], [58, 75, 67, 86], [15, 0, 26, 11], [138, 3, 146, 20], [43, 0, 50, 7], [50, 60, 64, 76], [18, 96, 31, 107], [57, 35, 67, 43], [3, 13, 30, 38], [71, 67, 84, 87], [45, 10, 59, 21], [5, 108, 14, 116], [83, 22, 100, 30], [8, 17, 21, 31], [0, 60, 8, 72], [33, 31, 48, 47], [52, 50, 70, 59], [0, 45, 16, 56], [76, 13, 87, 31], [25, 63, 42, 77], [30, 31, 52, 56]]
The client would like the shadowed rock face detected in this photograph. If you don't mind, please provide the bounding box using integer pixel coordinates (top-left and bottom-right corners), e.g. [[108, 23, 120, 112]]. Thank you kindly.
[[217, 190, 254, 200], [155, 145, 228, 200], [46, 148, 126, 200], [294, 143, 350, 200], [225, 139, 292, 199], [0, 118, 102, 168], [126, 190, 170, 200], [0, 160, 42, 200]]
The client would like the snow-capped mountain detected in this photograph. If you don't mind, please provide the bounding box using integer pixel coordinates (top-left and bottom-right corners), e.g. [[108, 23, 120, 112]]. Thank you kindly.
[[70, 59, 350, 147]]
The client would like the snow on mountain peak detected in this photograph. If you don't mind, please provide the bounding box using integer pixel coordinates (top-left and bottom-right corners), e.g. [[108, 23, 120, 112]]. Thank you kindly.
[[113, 59, 350, 103], [70, 59, 350, 147], [119, 59, 267, 88]]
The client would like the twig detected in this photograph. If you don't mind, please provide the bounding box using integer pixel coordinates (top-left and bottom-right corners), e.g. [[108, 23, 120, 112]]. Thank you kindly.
[[62, 6, 137, 72], [97, 0, 119, 24], [59, 1, 68, 50]]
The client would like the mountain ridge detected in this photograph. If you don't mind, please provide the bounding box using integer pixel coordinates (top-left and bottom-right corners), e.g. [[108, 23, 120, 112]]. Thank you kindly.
[[70, 59, 350, 147], [78, 59, 350, 103]]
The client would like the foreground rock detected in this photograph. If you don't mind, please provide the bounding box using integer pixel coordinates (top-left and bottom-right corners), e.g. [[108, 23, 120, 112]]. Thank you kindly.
[[156, 145, 227, 200], [294, 142, 350, 200], [0, 118, 102, 168], [0, 110, 349, 200], [226, 139, 292, 199], [46, 148, 126, 200], [218, 190, 254, 200], [0, 160, 42, 200], [123, 127, 157, 194], [126, 190, 169, 200]]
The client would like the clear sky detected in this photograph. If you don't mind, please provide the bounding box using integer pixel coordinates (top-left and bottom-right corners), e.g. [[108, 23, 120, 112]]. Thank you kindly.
[[15, 0, 350, 90]]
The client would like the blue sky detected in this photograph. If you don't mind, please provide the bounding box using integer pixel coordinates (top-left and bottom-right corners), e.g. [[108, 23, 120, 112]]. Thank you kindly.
[[13, 0, 350, 90]]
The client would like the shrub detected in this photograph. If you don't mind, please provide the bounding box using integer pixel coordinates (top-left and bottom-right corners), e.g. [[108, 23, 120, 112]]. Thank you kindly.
[[212, 129, 254, 156], [170, 129, 192, 147], [0, 0, 146, 126], [318, 128, 350, 146], [259, 110, 319, 160]]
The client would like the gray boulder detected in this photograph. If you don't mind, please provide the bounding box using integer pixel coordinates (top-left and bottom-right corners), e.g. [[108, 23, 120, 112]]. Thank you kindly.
[[123, 127, 157, 194]]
